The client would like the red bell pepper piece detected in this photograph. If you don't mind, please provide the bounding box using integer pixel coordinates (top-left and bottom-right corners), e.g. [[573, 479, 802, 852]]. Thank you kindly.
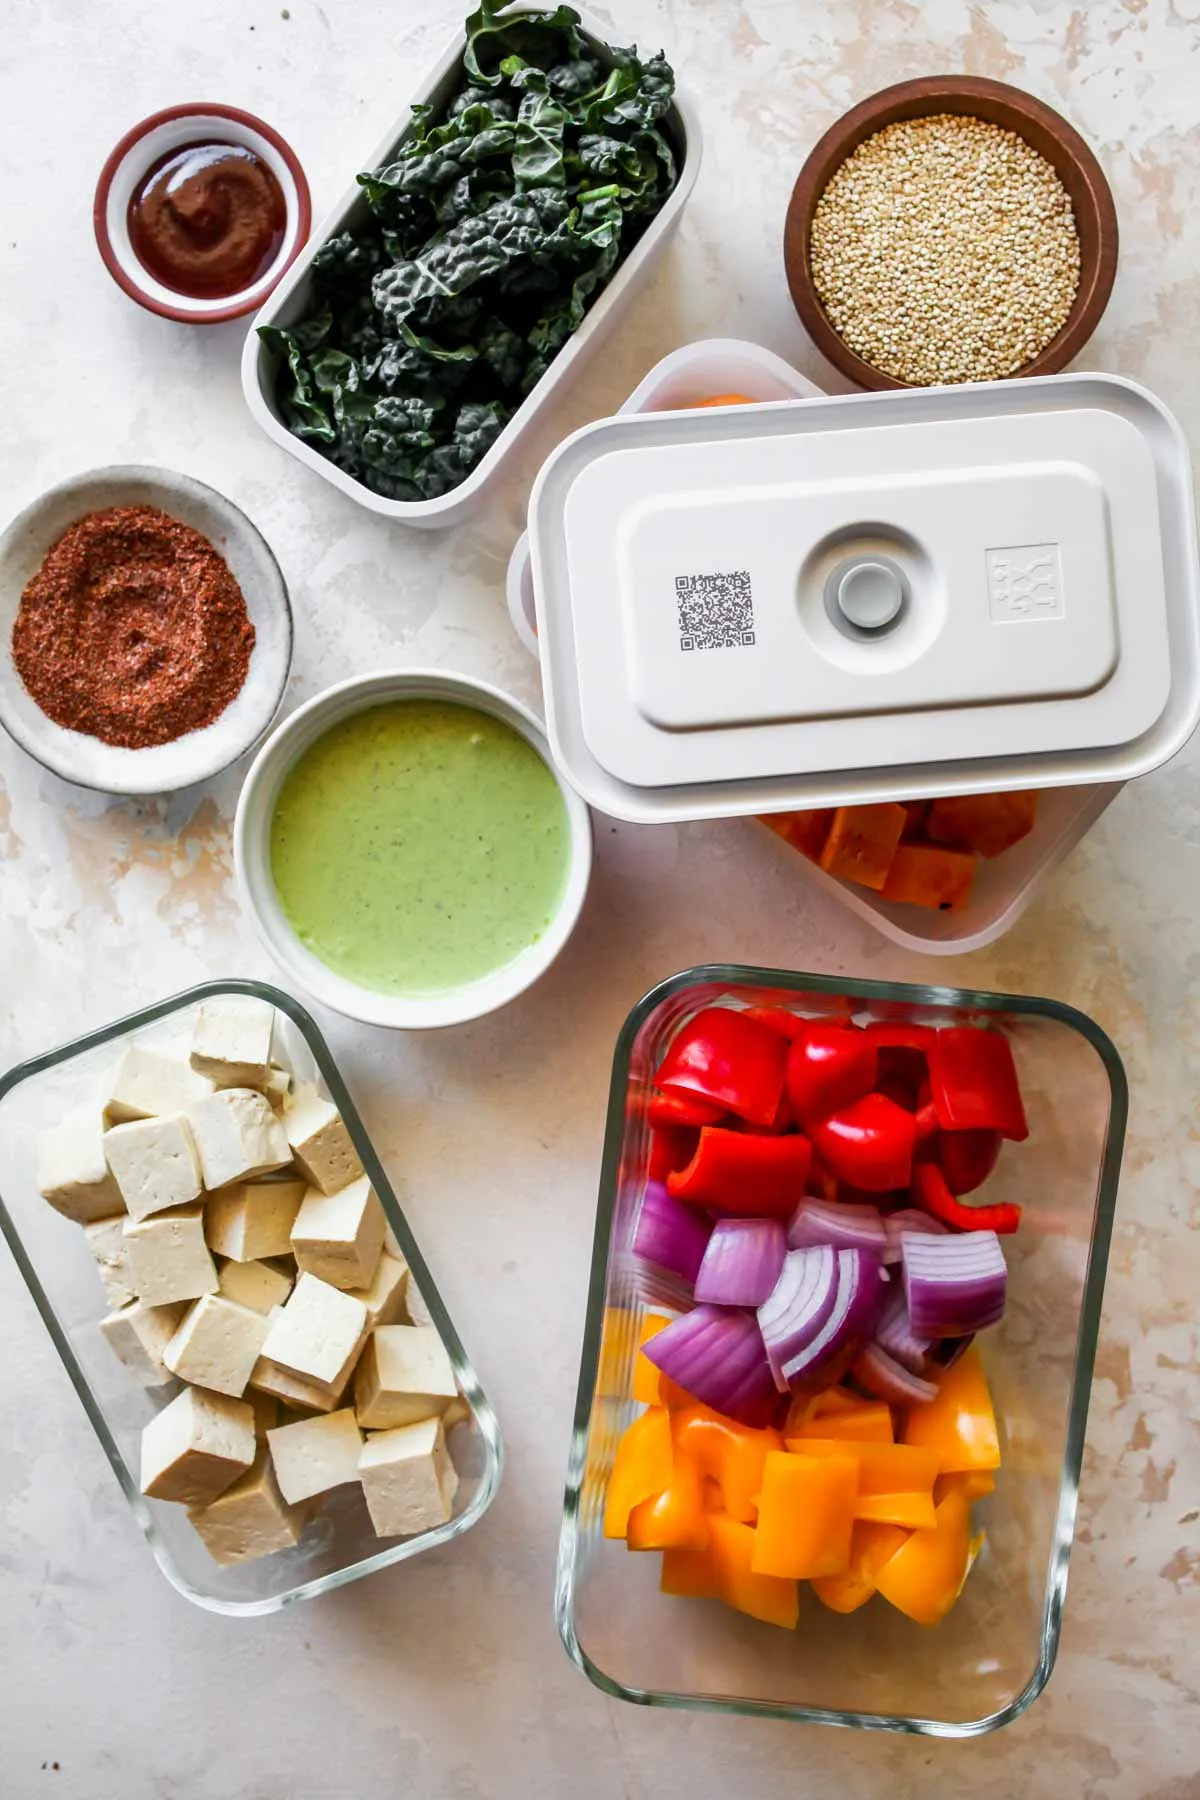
[[939, 1128, 1002, 1195], [656, 1008, 787, 1129], [786, 1024, 878, 1124], [742, 1006, 809, 1042], [810, 1093, 916, 1193], [912, 1160, 1021, 1235], [667, 1128, 812, 1218], [647, 1126, 698, 1183], [647, 1089, 726, 1130], [929, 1029, 1028, 1141], [862, 1022, 935, 1055]]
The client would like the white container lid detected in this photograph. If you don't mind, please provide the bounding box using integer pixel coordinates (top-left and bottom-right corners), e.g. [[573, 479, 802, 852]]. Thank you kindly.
[[529, 373, 1200, 823]]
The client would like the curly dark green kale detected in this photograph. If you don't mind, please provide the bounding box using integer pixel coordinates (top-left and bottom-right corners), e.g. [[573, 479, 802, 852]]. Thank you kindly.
[[262, 1, 677, 502]]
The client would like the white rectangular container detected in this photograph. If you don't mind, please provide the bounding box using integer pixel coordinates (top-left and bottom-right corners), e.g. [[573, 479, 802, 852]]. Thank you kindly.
[[241, 11, 700, 529]]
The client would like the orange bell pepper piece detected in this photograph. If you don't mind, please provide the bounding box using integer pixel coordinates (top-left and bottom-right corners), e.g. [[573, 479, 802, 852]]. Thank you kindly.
[[672, 1404, 783, 1523], [935, 1469, 996, 1503], [632, 1313, 671, 1404], [708, 1514, 799, 1628], [792, 1400, 894, 1444], [902, 1346, 1001, 1474], [751, 1450, 857, 1579], [811, 1520, 911, 1614], [820, 803, 907, 891], [626, 1452, 709, 1551], [603, 1405, 674, 1539], [661, 1543, 719, 1599], [874, 1488, 973, 1625], [785, 1437, 940, 1529]]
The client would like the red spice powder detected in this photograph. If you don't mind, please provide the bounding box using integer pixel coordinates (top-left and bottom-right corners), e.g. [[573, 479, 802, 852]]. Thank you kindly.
[[12, 504, 256, 750]]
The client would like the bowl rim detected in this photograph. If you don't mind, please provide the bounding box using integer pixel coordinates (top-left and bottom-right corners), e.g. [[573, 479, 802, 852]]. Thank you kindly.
[[0, 463, 294, 795], [93, 101, 313, 323], [555, 963, 1129, 1734], [233, 669, 594, 1030], [783, 74, 1119, 391]]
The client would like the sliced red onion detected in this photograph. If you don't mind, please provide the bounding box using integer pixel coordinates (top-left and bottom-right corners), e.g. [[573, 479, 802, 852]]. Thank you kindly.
[[694, 1217, 787, 1307], [882, 1208, 949, 1265], [874, 1286, 932, 1373], [787, 1198, 887, 1255], [780, 1248, 886, 1387], [852, 1342, 938, 1406], [902, 1229, 1007, 1338], [642, 1304, 778, 1428], [632, 1181, 712, 1288], [757, 1245, 838, 1392]]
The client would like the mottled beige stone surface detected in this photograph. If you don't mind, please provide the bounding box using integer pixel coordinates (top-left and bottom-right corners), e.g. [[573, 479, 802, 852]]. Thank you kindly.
[[1, 1, 1198, 1796]]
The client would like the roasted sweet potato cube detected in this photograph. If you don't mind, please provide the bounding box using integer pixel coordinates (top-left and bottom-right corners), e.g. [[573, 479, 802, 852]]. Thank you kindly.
[[880, 845, 976, 911], [761, 809, 834, 861], [819, 804, 907, 891], [926, 791, 1039, 859]]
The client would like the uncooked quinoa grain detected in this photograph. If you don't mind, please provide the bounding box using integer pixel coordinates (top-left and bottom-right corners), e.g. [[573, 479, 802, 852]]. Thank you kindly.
[[809, 113, 1081, 385]]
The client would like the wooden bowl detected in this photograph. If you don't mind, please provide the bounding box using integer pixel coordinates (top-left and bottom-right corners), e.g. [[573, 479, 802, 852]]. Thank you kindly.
[[783, 75, 1119, 390]]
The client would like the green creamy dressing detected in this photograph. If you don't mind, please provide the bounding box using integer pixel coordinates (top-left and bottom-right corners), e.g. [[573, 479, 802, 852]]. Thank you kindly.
[[270, 701, 571, 996]]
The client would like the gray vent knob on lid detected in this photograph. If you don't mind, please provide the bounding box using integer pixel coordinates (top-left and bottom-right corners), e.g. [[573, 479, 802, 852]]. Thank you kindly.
[[834, 559, 905, 632]]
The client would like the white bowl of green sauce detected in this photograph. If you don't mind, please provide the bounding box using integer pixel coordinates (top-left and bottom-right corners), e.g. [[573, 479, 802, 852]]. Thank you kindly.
[[234, 670, 592, 1028]]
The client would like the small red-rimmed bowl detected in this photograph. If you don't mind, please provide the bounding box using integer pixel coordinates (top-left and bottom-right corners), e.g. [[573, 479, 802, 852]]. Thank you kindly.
[[94, 102, 312, 324]]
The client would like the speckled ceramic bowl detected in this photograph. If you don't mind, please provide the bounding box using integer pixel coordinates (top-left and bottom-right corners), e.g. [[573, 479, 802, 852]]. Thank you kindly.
[[0, 467, 293, 795]]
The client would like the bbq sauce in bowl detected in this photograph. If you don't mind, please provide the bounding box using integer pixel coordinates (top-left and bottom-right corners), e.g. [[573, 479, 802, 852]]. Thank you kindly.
[[127, 141, 286, 299]]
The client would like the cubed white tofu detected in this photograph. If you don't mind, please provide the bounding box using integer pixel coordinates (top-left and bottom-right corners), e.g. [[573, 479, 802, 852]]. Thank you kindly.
[[37, 1108, 124, 1224], [163, 1294, 271, 1397], [267, 1408, 364, 1504], [346, 1250, 409, 1328], [189, 997, 277, 1087], [353, 1325, 457, 1430], [249, 1357, 342, 1415], [217, 1257, 293, 1314], [262, 1066, 292, 1114], [187, 1445, 305, 1565], [100, 1041, 213, 1123], [99, 1299, 185, 1386], [104, 1114, 203, 1221], [358, 1417, 458, 1538], [186, 1089, 291, 1190], [124, 1203, 218, 1306], [291, 1175, 384, 1291], [248, 1388, 281, 1435], [403, 1280, 433, 1328], [84, 1215, 136, 1309], [140, 1386, 256, 1505], [260, 1272, 368, 1393], [204, 1177, 305, 1260], [284, 1084, 363, 1196], [442, 1396, 470, 1431]]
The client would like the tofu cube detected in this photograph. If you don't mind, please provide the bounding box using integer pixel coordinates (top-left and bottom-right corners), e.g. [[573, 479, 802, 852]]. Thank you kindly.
[[37, 1108, 124, 1223], [404, 1280, 433, 1328], [104, 1114, 203, 1221], [248, 1388, 281, 1435], [260, 1272, 368, 1393], [442, 1396, 471, 1431], [262, 1066, 292, 1114], [358, 1417, 458, 1538], [353, 1325, 457, 1430], [189, 997, 276, 1087], [284, 1084, 363, 1195], [204, 1177, 305, 1261], [217, 1257, 293, 1314], [346, 1250, 409, 1328], [291, 1175, 384, 1291], [186, 1089, 291, 1190], [140, 1386, 256, 1505], [99, 1299, 185, 1386], [84, 1215, 136, 1309], [249, 1357, 343, 1415], [187, 1446, 305, 1565], [267, 1408, 364, 1504], [124, 1203, 218, 1306], [101, 1041, 213, 1123], [163, 1294, 271, 1397]]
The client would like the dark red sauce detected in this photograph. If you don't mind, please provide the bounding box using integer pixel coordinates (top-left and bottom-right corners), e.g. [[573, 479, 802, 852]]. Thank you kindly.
[[127, 140, 286, 299]]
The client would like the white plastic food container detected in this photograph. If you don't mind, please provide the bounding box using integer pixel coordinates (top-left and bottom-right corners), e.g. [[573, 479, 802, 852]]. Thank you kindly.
[[530, 373, 1200, 830], [242, 11, 700, 529]]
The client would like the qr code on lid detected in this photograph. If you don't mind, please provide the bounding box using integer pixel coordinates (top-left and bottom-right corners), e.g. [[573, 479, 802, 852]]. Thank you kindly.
[[675, 570, 755, 651]]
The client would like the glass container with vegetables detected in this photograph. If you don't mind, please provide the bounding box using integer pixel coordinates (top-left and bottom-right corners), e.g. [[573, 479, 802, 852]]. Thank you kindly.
[[557, 966, 1126, 1734]]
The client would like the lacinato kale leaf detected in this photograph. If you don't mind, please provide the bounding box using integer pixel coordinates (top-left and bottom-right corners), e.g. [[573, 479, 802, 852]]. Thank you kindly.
[[263, 1, 677, 502]]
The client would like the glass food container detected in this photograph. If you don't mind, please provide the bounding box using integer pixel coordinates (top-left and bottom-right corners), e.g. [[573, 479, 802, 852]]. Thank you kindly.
[[0, 978, 503, 1616], [556, 965, 1126, 1735]]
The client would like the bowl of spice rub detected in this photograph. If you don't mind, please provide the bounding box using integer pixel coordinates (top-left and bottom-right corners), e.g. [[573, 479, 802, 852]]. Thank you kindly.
[[783, 75, 1118, 389], [0, 467, 293, 795]]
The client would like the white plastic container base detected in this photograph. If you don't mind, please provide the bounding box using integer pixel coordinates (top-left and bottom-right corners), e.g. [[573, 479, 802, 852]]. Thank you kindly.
[[242, 12, 700, 529], [506, 339, 823, 653]]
